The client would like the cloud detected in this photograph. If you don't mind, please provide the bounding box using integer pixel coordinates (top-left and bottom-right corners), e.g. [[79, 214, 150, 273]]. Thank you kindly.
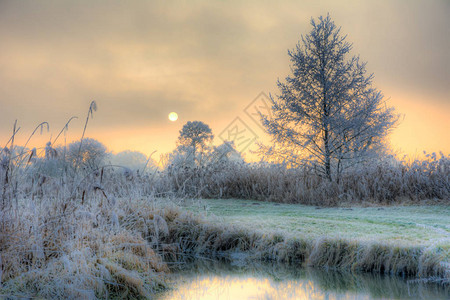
[[0, 0, 448, 154]]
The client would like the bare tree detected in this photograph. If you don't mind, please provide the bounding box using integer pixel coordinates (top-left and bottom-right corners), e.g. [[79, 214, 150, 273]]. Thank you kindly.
[[177, 121, 213, 166], [262, 15, 399, 181]]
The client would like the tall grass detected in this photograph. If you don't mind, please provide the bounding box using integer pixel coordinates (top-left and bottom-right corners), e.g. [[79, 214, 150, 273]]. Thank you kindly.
[[2, 124, 447, 207], [0, 195, 169, 298], [160, 154, 449, 205]]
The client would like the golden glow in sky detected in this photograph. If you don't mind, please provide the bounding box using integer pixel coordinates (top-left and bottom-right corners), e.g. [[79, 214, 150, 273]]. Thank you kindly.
[[0, 0, 448, 158]]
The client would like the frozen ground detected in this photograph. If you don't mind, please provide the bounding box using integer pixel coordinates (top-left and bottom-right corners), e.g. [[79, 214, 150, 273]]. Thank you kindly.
[[176, 198, 450, 251]]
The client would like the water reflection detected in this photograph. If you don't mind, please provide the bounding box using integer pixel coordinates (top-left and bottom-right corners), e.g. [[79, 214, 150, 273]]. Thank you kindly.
[[156, 259, 448, 300]]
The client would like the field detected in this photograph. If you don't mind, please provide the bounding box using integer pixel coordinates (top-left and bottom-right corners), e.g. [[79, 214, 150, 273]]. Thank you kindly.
[[177, 198, 450, 273], [181, 198, 450, 247]]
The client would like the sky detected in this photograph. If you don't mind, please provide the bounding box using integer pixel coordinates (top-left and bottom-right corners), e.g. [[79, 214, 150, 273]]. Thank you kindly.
[[0, 0, 449, 160]]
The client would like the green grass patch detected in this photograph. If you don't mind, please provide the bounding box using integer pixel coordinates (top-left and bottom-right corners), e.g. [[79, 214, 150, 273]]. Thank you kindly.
[[178, 198, 450, 262]]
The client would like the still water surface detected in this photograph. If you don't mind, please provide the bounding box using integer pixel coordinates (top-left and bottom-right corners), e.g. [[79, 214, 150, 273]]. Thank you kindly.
[[156, 259, 448, 300]]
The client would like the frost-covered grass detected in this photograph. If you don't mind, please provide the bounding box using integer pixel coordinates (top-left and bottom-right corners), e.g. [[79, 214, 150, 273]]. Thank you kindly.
[[182, 198, 450, 247], [0, 195, 172, 298], [162, 153, 450, 205]]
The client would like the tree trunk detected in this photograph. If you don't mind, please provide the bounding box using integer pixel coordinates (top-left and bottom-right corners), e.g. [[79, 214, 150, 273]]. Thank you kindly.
[[324, 126, 332, 181], [323, 87, 332, 182], [320, 47, 332, 182], [192, 142, 196, 166]]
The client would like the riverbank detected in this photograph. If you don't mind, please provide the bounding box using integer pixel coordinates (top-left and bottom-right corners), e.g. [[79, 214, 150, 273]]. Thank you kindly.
[[1, 197, 448, 298], [161, 198, 449, 279]]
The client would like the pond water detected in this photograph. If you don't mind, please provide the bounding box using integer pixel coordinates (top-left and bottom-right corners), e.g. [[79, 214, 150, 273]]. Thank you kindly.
[[156, 259, 448, 300]]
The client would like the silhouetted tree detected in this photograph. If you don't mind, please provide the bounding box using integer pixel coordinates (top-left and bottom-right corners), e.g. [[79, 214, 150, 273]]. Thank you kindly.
[[177, 121, 213, 165], [262, 15, 399, 181]]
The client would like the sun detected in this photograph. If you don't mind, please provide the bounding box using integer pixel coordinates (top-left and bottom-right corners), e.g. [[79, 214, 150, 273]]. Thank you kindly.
[[168, 112, 178, 122]]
